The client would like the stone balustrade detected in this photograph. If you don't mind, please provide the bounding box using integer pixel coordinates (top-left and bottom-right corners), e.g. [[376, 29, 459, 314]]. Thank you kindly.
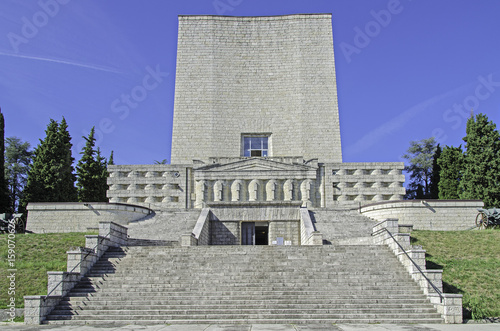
[[107, 164, 189, 208], [106, 161, 407, 210], [194, 178, 315, 208], [326, 162, 406, 206]]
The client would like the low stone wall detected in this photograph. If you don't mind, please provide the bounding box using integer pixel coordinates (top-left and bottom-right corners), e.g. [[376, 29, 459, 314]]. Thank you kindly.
[[300, 208, 322, 245], [361, 200, 483, 230], [26, 202, 152, 233], [372, 218, 463, 323]]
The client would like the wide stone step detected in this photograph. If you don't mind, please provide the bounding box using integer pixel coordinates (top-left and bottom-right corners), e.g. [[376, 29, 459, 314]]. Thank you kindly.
[[54, 302, 436, 311], [59, 297, 434, 306], [45, 312, 443, 321], [63, 291, 428, 301], [49, 307, 441, 316], [73, 282, 420, 290], [46, 241, 443, 325], [87, 262, 403, 272], [68, 282, 423, 291], [44, 317, 444, 325], [75, 273, 415, 282]]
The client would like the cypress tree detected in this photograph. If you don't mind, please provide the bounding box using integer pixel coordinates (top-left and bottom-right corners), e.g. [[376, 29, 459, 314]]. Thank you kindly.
[[96, 147, 109, 202], [438, 145, 464, 199], [429, 144, 441, 199], [22, 118, 78, 208], [56, 117, 78, 201], [460, 113, 500, 207], [76, 128, 109, 202], [23, 119, 60, 205], [108, 151, 114, 166], [0, 109, 11, 212]]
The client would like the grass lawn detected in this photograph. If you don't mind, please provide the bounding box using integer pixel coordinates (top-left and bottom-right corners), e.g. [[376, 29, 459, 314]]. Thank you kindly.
[[0, 232, 89, 309], [411, 229, 500, 319]]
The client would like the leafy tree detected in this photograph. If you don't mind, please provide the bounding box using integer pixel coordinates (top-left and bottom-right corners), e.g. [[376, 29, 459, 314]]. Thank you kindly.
[[23, 118, 77, 207], [402, 137, 437, 199], [0, 110, 11, 212], [429, 144, 442, 199], [5, 137, 32, 213], [76, 128, 108, 202], [460, 113, 500, 207], [154, 159, 168, 164], [438, 145, 464, 199]]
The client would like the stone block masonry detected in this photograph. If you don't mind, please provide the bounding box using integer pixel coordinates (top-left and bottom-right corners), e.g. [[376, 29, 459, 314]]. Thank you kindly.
[[107, 164, 191, 209], [171, 14, 342, 164], [26, 202, 152, 233], [361, 199, 483, 230]]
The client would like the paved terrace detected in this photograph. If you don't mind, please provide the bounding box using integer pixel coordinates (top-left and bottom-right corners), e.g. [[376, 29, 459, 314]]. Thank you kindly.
[[1, 322, 499, 331]]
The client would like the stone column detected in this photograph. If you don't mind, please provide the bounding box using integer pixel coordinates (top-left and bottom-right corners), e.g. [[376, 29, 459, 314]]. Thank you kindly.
[[195, 180, 206, 208], [300, 179, 312, 207], [248, 179, 259, 202], [213, 180, 223, 202], [266, 180, 277, 201], [283, 179, 293, 201], [231, 180, 242, 202]]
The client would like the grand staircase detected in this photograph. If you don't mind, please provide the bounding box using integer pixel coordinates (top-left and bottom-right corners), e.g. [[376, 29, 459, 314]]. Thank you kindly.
[[43, 242, 443, 325]]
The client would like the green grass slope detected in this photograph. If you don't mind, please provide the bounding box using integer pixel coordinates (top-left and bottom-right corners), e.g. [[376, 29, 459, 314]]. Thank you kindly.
[[411, 229, 500, 319], [0, 232, 88, 309]]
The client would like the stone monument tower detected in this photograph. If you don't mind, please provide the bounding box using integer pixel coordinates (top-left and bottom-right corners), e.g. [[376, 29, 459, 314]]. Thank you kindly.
[[171, 14, 342, 164]]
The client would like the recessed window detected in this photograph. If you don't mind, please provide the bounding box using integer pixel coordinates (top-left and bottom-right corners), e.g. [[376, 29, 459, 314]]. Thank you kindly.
[[243, 136, 268, 157]]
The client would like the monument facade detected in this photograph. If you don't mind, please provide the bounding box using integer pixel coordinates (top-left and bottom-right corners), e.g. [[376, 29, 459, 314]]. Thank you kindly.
[[106, 14, 406, 245]]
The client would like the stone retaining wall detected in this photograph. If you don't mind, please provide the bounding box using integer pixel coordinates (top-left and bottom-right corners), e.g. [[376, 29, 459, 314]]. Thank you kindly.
[[26, 202, 152, 233], [361, 200, 483, 230]]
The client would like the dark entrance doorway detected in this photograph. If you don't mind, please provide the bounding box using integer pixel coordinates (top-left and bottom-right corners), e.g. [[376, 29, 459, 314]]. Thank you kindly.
[[241, 222, 269, 245], [255, 225, 269, 245]]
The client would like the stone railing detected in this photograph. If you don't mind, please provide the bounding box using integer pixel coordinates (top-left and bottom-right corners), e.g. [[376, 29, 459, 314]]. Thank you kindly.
[[24, 222, 128, 325], [182, 208, 211, 246], [107, 164, 190, 209], [194, 178, 317, 209], [299, 208, 322, 245], [372, 219, 462, 323], [325, 162, 406, 206]]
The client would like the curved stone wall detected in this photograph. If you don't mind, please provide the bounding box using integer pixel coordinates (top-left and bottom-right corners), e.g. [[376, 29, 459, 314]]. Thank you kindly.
[[26, 202, 153, 233], [360, 200, 483, 230]]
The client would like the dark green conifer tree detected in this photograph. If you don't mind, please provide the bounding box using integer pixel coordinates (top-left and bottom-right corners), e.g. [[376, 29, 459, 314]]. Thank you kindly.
[[429, 144, 441, 199], [437, 145, 464, 199], [76, 128, 109, 202], [0, 109, 11, 212], [22, 118, 77, 208], [96, 147, 109, 202], [108, 151, 114, 166], [56, 117, 77, 201], [23, 119, 60, 205], [460, 113, 500, 207]]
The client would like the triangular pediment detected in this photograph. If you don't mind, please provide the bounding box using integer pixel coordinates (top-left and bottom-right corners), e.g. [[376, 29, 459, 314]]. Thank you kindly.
[[195, 158, 316, 173]]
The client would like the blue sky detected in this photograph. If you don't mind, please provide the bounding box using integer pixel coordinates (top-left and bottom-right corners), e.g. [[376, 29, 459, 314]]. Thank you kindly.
[[1, 0, 500, 165]]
